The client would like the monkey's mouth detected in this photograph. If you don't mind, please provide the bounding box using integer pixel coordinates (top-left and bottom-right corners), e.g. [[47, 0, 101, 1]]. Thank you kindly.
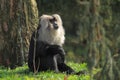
[[47, 25, 58, 30]]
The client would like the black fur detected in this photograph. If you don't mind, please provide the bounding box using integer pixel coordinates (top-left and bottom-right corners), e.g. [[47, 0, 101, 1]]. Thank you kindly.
[[28, 30, 81, 74]]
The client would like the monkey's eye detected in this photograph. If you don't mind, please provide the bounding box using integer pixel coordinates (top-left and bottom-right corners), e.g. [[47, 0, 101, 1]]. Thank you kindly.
[[49, 17, 57, 23], [49, 19, 54, 23]]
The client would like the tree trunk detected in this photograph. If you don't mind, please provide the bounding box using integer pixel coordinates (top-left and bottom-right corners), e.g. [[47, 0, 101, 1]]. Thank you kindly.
[[87, 0, 120, 80], [0, 0, 38, 68]]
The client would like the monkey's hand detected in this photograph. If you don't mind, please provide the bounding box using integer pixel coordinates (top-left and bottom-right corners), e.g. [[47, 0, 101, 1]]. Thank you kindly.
[[46, 45, 65, 62], [46, 45, 65, 56]]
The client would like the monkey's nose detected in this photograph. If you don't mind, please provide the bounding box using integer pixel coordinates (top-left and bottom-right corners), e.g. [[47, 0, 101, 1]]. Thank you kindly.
[[53, 23, 58, 29]]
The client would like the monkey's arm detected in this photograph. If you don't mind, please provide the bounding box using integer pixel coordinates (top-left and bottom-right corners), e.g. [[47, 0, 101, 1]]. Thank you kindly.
[[47, 45, 65, 55], [46, 45, 65, 58], [28, 32, 36, 70], [36, 41, 50, 56]]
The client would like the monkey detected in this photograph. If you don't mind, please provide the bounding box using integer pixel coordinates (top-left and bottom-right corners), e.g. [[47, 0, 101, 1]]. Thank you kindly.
[[28, 14, 83, 75]]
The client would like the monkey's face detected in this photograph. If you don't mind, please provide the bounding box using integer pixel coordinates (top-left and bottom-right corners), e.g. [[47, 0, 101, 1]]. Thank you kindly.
[[39, 14, 63, 32], [49, 17, 58, 30], [38, 14, 65, 46]]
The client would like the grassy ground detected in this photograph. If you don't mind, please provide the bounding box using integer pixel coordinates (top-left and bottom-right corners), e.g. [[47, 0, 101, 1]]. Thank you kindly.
[[0, 62, 99, 80]]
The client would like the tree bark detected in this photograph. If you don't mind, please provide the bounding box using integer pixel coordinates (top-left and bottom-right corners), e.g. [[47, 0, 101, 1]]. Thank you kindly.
[[87, 0, 120, 80], [0, 0, 38, 68]]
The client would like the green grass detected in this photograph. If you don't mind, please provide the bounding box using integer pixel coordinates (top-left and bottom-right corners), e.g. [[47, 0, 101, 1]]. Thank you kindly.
[[0, 62, 99, 80]]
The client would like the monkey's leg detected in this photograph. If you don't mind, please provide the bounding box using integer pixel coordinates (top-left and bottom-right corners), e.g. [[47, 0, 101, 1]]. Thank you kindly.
[[58, 63, 86, 75], [53, 55, 59, 73], [58, 63, 75, 74]]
